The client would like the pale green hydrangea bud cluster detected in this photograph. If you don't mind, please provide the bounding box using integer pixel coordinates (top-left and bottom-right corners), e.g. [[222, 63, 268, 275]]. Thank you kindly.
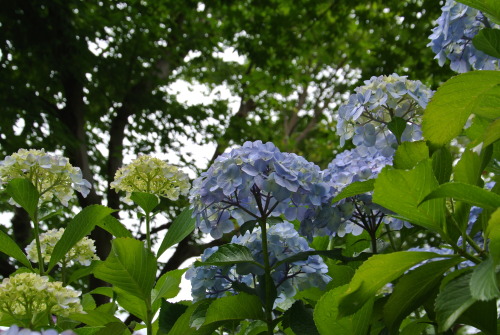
[[0, 149, 91, 206], [111, 155, 190, 201], [25, 228, 99, 266], [0, 273, 83, 321]]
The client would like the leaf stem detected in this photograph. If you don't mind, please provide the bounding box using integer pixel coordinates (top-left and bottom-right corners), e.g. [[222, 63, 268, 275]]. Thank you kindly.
[[32, 208, 45, 275]]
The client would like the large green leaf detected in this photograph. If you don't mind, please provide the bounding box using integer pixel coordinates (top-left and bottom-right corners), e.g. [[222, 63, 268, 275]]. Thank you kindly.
[[373, 160, 445, 233], [130, 192, 160, 214], [286, 301, 319, 335], [157, 301, 189, 335], [337, 251, 441, 317], [48, 205, 115, 271], [5, 178, 39, 219], [454, 149, 482, 185], [422, 71, 500, 146], [313, 284, 373, 335], [482, 118, 500, 147], [195, 244, 261, 268], [203, 293, 265, 324], [272, 249, 369, 270], [97, 216, 133, 238], [383, 257, 462, 333], [152, 269, 187, 308], [157, 208, 196, 257], [115, 287, 148, 322], [94, 238, 157, 301], [0, 230, 32, 269], [331, 180, 375, 203], [436, 272, 497, 334], [70, 304, 122, 326], [431, 147, 453, 184], [458, 0, 500, 23], [473, 29, 500, 58], [393, 141, 429, 170], [486, 208, 500, 264], [435, 272, 475, 333], [166, 300, 220, 335], [470, 257, 500, 301], [419, 182, 500, 210]]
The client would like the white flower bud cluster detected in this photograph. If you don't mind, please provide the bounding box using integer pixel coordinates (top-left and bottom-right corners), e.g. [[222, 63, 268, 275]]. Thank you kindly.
[[111, 155, 190, 202], [0, 273, 83, 320], [25, 228, 99, 266], [0, 149, 91, 206]]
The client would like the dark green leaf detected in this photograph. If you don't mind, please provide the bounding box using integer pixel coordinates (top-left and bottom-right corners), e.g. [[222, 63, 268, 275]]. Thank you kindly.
[[157, 208, 196, 257], [331, 180, 375, 203], [6, 178, 39, 219], [97, 215, 133, 238], [94, 237, 157, 301], [272, 249, 369, 270], [67, 261, 98, 285], [373, 160, 445, 233], [387, 116, 408, 144], [48, 205, 115, 271], [337, 251, 442, 317], [70, 304, 122, 326], [422, 71, 500, 146], [384, 257, 462, 333], [153, 269, 187, 307], [130, 192, 160, 213], [204, 293, 265, 324], [470, 257, 500, 301], [0, 230, 32, 269], [239, 220, 258, 235], [94, 322, 130, 335], [431, 147, 453, 184], [157, 301, 188, 335], [166, 300, 220, 335], [457, 300, 498, 335], [457, 0, 500, 23], [195, 244, 261, 268], [435, 272, 475, 332], [419, 182, 500, 210], [473, 29, 500, 58], [286, 301, 319, 335]]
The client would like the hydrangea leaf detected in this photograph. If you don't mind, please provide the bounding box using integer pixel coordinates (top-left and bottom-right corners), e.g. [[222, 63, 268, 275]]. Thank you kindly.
[[486, 208, 500, 264], [435, 272, 497, 334], [387, 116, 408, 144], [114, 287, 148, 322], [97, 215, 133, 239], [157, 207, 195, 257], [271, 249, 369, 270], [0, 230, 32, 269], [67, 261, 98, 285], [48, 205, 115, 272], [94, 237, 157, 301], [285, 301, 319, 335], [130, 191, 160, 214], [393, 141, 429, 170], [458, 0, 500, 23], [373, 160, 445, 233], [470, 257, 500, 301], [203, 293, 265, 324], [5, 178, 39, 219], [152, 269, 187, 307], [422, 71, 500, 146], [419, 182, 500, 210], [483, 118, 500, 147], [473, 28, 500, 58], [195, 244, 261, 268], [384, 257, 462, 333], [165, 300, 220, 335], [431, 147, 453, 184], [331, 180, 375, 203], [337, 251, 442, 317], [313, 284, 373, 335], [157, 301, 189, 335]]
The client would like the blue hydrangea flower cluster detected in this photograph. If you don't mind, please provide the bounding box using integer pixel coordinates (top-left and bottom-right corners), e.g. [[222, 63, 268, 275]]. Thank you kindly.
[[185, 222, 331, 307], [428, 0, 500, 73], [189, 141, 332, 239], [336, 74, 433, 157], [301, 147, 410, 239]]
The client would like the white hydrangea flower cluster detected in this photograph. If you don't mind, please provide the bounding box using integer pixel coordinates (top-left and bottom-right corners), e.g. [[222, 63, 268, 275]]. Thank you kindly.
[[111, 155, 190, 202], [336, 74, 433, 156], [0, 325, 76, 335], [0, 149, 91, 206], [25, 228, 99, 266], [0, 273, 83, 321]]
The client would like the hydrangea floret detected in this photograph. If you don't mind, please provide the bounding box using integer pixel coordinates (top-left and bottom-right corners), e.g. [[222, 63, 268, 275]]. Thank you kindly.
[[0, 273, 83, 326], [0, 149, 91, 206], [25, 228, 99, 266], [428, 0, 500, 72], [189, 141, 332, 239], [336, 74, 433, 157], [186, 222, 330, 308], [111, 155, 190, 202]]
